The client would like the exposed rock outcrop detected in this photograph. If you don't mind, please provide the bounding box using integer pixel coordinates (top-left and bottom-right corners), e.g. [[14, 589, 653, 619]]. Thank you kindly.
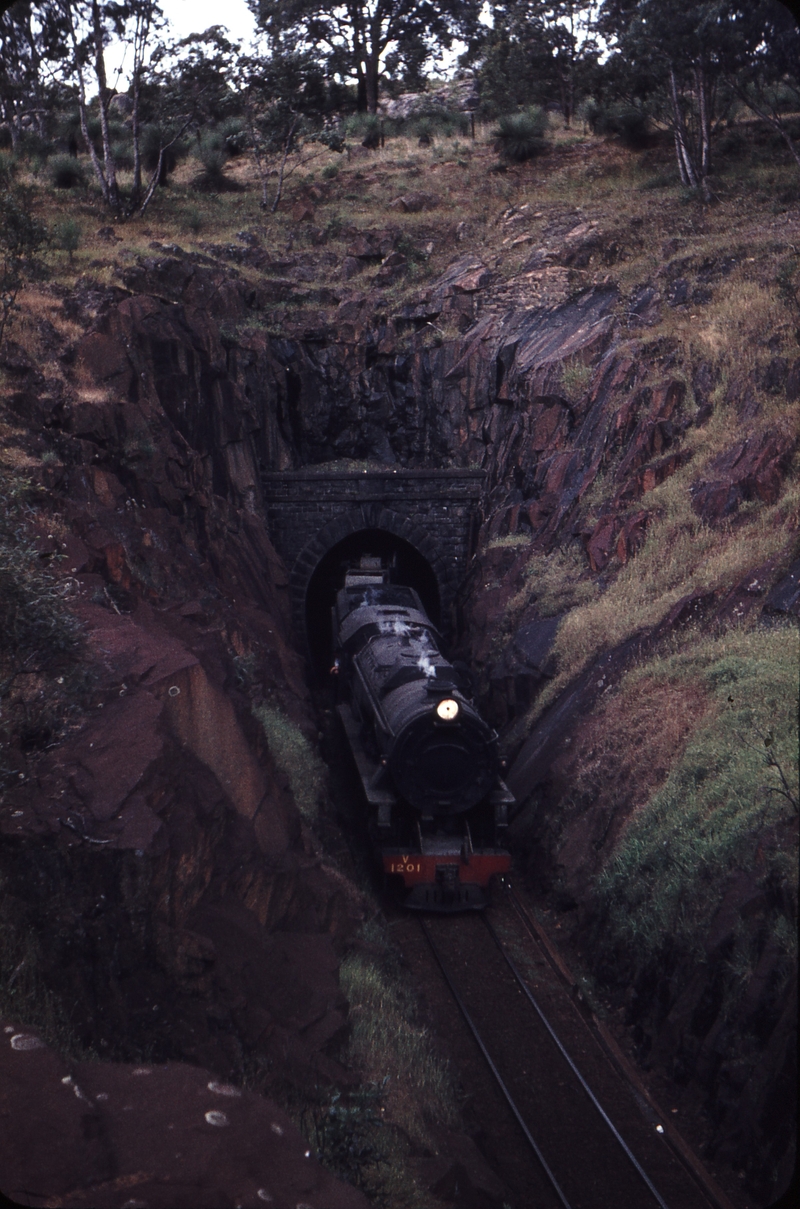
[[0, 1020, 367, 1208]]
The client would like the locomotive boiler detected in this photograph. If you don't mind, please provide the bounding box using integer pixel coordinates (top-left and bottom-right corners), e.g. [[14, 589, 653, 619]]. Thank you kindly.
[[333, 556, 513, 910]]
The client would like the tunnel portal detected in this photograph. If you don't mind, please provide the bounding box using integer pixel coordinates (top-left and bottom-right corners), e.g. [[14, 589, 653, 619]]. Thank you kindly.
[[261, 466, 485, 669]]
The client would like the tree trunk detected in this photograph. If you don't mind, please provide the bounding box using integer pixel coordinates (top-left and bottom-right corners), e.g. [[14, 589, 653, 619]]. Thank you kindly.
[[364, 52, 379, 114], [673, 131, 689, 187], [90, 0, 119, 211], [695, 60, 712, 200], [356, 70, 367, 112], [131, 74, 142, 201], [669, 64, 699, 192], [61, 1, 111, 205], [131, 19, 142, 204], [271, 116, 298, 213]]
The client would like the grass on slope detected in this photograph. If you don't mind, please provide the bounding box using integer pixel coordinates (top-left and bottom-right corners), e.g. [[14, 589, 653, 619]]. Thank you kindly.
[[593, 623, 798, 997]]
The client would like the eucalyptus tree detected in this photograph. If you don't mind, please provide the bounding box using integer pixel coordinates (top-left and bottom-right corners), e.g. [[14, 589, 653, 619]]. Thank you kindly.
[[597, 0, 739, 200], [716, 0, 800, 171], [475, 1, 601, 124], [236, 47, 336, 210], [249, 0, 483, 113], [0, 1, 68, 148]]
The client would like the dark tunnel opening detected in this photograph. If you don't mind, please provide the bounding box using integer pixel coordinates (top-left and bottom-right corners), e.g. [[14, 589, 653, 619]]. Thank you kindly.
[[305, 528, 441, 677]]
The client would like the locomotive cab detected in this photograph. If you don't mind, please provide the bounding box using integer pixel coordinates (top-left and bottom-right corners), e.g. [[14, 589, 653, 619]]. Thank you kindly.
[[332, 557, 513, 911]]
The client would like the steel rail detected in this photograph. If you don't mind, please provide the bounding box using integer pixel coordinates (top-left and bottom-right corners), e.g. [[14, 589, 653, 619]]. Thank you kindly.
[[419, 916, 574, 1209], [506, 885, 735, 1209], [482, 910, 672, 1209]]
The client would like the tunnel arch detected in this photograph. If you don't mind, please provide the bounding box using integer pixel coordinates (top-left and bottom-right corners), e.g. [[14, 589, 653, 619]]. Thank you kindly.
[[290, 505, 455, 673]]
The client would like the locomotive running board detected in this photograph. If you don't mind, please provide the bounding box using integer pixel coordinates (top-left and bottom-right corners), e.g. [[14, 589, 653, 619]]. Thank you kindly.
[[336, 704, 397, 820]]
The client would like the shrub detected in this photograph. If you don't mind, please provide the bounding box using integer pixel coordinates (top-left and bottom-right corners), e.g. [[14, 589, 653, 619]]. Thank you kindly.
[[140, 124, 186, 186], [191, 132, 241, 193], [360, 115, 381, 149], [0, 151, 16, 186], [219, 116, 249, 156], [17, 130, 52, 160], [322, 162, 339, 180], [0, 470, 84, 764], [492, 107, 548, 163], [53, 217, 81, 262], [591, 102, 650, 149], [183, 206, 203, 234], [111, 139, 134, 170], [0, 187, 48, 347], [49, 155, 85, 189]]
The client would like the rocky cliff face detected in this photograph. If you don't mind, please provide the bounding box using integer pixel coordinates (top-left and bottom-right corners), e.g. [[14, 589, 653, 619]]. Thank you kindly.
[[0, 266, 372, 1205], [2, 183, 798, 1204]]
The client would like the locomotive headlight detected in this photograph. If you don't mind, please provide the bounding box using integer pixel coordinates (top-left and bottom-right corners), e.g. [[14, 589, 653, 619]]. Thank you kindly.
[[435, 698, 459, 721]]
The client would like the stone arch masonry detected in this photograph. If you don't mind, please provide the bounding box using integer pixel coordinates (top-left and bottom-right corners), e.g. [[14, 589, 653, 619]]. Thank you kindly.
[[261, 467, 486, 648]]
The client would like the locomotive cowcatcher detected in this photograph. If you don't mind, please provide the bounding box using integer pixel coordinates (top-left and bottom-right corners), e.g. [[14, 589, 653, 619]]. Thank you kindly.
[[332, 555, 513, 910]]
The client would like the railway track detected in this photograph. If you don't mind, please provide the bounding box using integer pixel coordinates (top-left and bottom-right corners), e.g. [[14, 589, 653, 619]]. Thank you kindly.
[[418, 887, 734, 1209]]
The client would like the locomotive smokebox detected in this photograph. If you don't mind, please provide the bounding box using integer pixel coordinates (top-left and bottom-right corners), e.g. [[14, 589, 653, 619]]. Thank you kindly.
[[387, 693, 499, 814]]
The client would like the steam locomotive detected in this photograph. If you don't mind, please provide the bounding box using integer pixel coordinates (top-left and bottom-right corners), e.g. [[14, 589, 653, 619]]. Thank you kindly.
[[333, 556, 513, 910]]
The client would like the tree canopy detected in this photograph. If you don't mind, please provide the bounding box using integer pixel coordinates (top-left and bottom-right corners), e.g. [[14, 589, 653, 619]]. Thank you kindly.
[[249, 0, 483, 112]]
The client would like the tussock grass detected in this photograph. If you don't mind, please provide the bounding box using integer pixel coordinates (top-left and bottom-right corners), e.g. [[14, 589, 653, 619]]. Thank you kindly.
[[253, 705, 325, 822], [506, 543, 599, 624], [593, 624, 798, 990], [0, 890, 93, 1058], [299, 917, 458, 1207], [339, 927, 456, 1142]]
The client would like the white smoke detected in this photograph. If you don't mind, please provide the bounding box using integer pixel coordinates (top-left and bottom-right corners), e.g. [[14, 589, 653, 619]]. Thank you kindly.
[[416, 651, 436, 678], [379, 617, 411, 637]]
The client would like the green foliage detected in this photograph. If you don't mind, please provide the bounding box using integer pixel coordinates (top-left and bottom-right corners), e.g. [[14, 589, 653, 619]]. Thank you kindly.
[[301, 1082, 389, 1194], [492, 107, 548, 163], [140, 123, 185, 183], [589, 102, 650, 149], [593, 625, 799, 984], [53, 217, 81, 262], [0, 151, 16, 186], [0, 469, 85, 769], [49, 154, 86, 190], [0, 186, 48, 348], [0, 472, 82, 707], [253, 705, 325, 821], [182, 205, 204, 233], [561, 357, 592, 397], [506, 543, 599, 622], [110, 139, 134, 170], [191, 130, 241, 193], [218, 116, 249, 156]]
